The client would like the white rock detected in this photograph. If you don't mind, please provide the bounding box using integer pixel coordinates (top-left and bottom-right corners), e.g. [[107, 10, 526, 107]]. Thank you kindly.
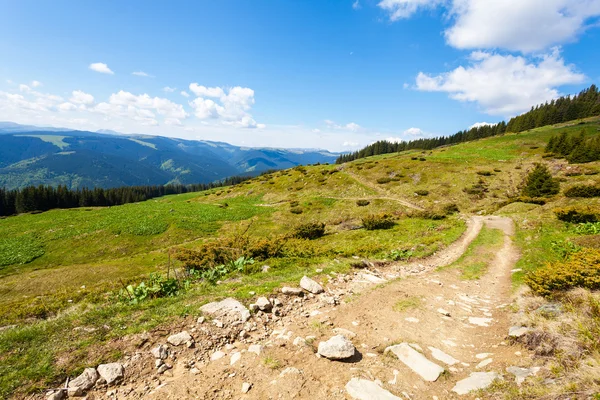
[[150, 344, 168, 360], [333, 328, 357, 339], [507, 366, 541, 385], [293, 337, 306, 346], [428, 347, 460, 366], [508, 326, 529, 338], [248, 344, 263, 355], [359, 273, 387, 284], [300, 276, 324, 294], [345, 378, 402, 400], [405, 317, 419, 323], [241, 382, 252, 393], [317, 335, 356, 360], [200, 298, 251, 324], [167, 331, 193, 346], [256, 297, 272, 312], [476, 358, 493, 369], [230, 352, 242, 365], [96, 363, 124, 385], [437, 308, 451, 317], [281, 287, 303, 296], [279, 367, 301, 377], [210, 351, 226, 361], [475, 353, 493, 359], [468, 317, 492, 327], [68, 368, 99, 392], [452, 372, 501, 395], [385, 343, 444, 382]]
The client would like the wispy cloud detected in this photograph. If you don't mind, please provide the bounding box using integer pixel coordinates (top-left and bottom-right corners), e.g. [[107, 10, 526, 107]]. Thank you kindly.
[[132, 71, 153, 78], [89, 62, 114, 75]]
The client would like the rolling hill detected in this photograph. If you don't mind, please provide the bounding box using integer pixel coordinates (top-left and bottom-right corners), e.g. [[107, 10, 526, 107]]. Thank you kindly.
[[0, 122, 341, 189]]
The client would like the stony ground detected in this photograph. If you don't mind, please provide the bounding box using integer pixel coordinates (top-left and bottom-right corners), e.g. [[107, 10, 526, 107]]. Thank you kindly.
[[45, 216, 542, 400]]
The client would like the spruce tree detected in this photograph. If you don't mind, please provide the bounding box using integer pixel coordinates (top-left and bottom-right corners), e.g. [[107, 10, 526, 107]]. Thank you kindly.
[[521, 164, 560, 198]]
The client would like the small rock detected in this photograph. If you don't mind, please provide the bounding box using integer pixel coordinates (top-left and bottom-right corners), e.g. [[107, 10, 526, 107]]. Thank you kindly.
[[282, 287, 303, 296], [69, 367, 99, 392], [428, 347, 459, 366], [47, 389, 67, 400], [333, 328, 357, 339], [256, 297, 272, 312], [300, 276, 324, 294], [211, 351, 226, 361], [241, 382, 252, 393], [468, 317, 492, 327], [293, 336, 306, 346], [96, 363, 124, 385], [262, 265, 270, 273], [452, 372, 501, 395], [150, 344, 169, 360], [507, 366, 541, 385], [317, 335, 356, 360], [197, 316, 205, 324], [405, 317, 419, 323], [155, 359, 164, 368], [167, 331, 193, 346], [213, 319, 224, 328], [385, 343, 444, 382], [508, 326, 529, 338], [230, 352, 242, 365], [279, 367, 301, 377], [437, 308, 451, 317], [475, 353, 493, 359], [200, 298, 251, 324], [248, 344, 263, 355], [190, 367, 200, 375], [157, 364, 170, 374], [345, 378, 402, 400], [476, 358, 493, 369], [536, 303, 562, 318], [67, 386, 83, 397]]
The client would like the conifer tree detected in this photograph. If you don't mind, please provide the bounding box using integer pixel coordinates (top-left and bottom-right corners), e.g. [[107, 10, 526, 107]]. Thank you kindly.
[[521, 164, 560, 198]]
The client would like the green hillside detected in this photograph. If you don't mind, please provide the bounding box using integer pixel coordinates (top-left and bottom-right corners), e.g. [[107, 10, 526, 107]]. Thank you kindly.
[[0, 118, 599, 398]]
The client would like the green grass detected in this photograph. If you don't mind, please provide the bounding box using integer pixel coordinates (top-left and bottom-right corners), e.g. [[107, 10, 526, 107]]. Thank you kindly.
[[393, 296, 421, 312], [15, 135, 70, 150]]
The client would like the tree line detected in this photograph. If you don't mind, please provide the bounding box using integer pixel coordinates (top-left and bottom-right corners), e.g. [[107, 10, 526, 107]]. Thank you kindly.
[[0, 175, 251, 217], [337, 84, 600, 164], [545, 130, 600, 163]]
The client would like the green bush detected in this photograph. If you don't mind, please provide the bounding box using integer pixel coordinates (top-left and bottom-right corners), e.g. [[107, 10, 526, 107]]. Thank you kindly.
[[415, 190, 429, 196], [289, 200, 299, 207], [442, 203, 459, 215], [292, 222, 326, 240], [574, 222, 600, 235], [290, 207, 303, 214], [564, 184, 600, 198], [521, 163, 560, 197], [376, 177, 392, 184], [0, 235, 45, 267], [362, 214, 395, 230], [476, 171, 493, 176], [525, 249, 600, 296], [419, 158, 426, 161], [555, 207, 599, 223], [356, 200, 370, 207]]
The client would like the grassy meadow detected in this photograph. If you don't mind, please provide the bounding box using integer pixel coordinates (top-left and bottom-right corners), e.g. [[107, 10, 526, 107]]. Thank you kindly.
[[0, 117, 599, 397]]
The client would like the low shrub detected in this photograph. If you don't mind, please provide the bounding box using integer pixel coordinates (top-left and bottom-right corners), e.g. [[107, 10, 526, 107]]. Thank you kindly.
[[362, 214, 395, 230], [356, 199, 370, 207], [390, 248, 414, 261], [289, 200, 299, 207], [525, 249, 600, 296], [409, 210, 446, 220], [411, 157, 418, 160], [574, 222, 600, 235], [555, 207, 599, 223], [376, 177, 392, 184], [290, 207, 303, 214], [442, 203, 459, 215], [292, 222, 326, 240], [476, 171, 494, 176], [415, 190, 429, 196], [564, 184, 600, 198], [419, 158, 426, 161]]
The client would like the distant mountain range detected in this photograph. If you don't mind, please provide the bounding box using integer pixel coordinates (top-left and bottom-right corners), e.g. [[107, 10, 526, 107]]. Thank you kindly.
[[0, 122, 341, 190]]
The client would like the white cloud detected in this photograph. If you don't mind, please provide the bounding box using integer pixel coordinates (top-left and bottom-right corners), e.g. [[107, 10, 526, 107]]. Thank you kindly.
[[469, 122, 497, 129], [378, 0, 443, 21], [70, 90, 95, 106], [163, 86, 176, 93], [324, 120, 362, 131], [404, 127, 424, 136], [379, 0, 600, 52], [89, 62, 114, 75], [19, 84, 31, 92], [385, 137, 405, 143], [132, 71, 153, 78], [180, 91, 190, 97], [31, 80, 42, 87], [415, 48, 585, 115], [165, 118, 183, 126], [106, 90, 188, 119], [345, 122, 361, 132], [58, 102, 78, 112], [353, 0, 361, 10], [6, 79, 13, 84], [343, 141, 359, 147], [312, 128, 321, 133], [188, 84, 263, 129]]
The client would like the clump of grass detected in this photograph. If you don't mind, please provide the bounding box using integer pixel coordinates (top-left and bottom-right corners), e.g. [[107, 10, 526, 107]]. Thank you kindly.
[[415, 190, 429, 196], [290, 207, 303, 214], [376, 177, 392, 184], [356, 200, 370, 207], [393, 296, 421, 312], [263, 356, 281, 370], [362, 214, 395, 230]]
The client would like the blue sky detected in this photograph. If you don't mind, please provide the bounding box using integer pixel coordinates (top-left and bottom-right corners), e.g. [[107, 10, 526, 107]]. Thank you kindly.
[[1, 0, 599, 150]]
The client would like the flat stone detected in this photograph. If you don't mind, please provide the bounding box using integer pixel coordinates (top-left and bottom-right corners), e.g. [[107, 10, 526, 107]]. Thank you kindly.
[[281, 287, 303, 296], [67, 386, 83, 397], [405, 317, 419, 323], [476, 353, 493, 359], [211, 351, 226, 361], [359, 273, 387, 284], [300, 276, 324, 294], [47, 389, 67, 400], [508, 326, 530, 338], [476, 358, 493, 369], [241, 382, 252, 393], [96, 363, 124, 385], [468, 317, 492, 327], [150, 344, 168, 360], [230, 352, 242, 365], [428, 346, 459, 366], [333, 328, 357, 339], [200, 298, 251, 324], [507, 366, 541, 385], [345, 378, 402, 400], [293, 336, 306, 346], [385, 343, 444, 382], [167, 331, 193, 346], [279, 367, 301, 377], [318, 335, 356, 360], [437, 308, 451, 317], [256, 297, 272, 312], [68, 367, 99, 392], [248, 344, 263, 355], [452, 372, 501, 395]]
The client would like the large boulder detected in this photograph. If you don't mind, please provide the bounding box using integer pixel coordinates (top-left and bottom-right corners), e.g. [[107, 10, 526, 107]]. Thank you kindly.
[[318, 335, 355, 360], [300, 276, 324, 294], [96, 363, 124, 385], [167, 331, 193, 346], [200, 298, 251, 325], [68, 367, 99, 392]]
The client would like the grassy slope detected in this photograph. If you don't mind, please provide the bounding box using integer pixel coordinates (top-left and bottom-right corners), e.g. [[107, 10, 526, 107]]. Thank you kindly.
[[0, 117, 599, 397]]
